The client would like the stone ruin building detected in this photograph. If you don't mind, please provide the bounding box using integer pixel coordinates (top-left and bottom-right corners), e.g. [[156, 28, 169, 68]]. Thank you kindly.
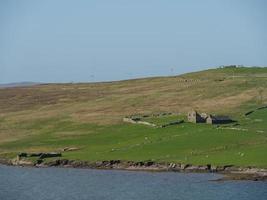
[[187, 110, 233, 124]]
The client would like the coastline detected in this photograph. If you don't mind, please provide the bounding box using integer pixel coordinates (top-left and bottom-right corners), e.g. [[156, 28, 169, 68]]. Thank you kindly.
[[1, 158, 266, 181]]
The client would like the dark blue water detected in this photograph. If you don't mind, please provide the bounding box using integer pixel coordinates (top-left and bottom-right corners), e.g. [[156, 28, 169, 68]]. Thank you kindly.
[[0, 165, 266, 200]]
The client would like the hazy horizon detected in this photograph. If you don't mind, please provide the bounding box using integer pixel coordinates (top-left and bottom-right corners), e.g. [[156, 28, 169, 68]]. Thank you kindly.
[[1, 65, 267, 85], [1, 0, 267, 84]]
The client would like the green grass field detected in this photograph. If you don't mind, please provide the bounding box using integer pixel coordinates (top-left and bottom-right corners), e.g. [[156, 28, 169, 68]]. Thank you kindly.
[[0, 67, 267, 167], [143, 114, 185, 126]]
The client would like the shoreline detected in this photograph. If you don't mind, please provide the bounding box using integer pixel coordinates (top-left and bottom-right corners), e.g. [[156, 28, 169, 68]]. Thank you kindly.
[[1, 158, 267, 181]]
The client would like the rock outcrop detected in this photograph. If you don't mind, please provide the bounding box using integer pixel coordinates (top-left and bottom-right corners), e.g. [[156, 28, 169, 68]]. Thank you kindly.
[[4, 156, 267, 181]]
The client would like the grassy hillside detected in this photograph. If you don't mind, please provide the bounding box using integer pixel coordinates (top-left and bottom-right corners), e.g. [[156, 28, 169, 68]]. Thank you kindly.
[[0, 66, 267, 167]]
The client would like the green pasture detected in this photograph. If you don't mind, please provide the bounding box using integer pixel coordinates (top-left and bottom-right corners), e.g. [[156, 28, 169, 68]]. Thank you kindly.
[[1, 109, 266, 168]]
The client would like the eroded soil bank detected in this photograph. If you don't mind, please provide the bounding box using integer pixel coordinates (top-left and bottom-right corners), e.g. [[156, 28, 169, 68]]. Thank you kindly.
[[1, 158, 266, 181]]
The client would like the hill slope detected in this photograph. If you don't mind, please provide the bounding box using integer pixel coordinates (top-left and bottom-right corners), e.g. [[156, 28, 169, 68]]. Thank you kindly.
[[0, 67, 267, 167]]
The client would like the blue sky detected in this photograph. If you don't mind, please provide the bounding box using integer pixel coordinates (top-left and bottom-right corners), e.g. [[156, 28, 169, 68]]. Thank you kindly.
[[0, 0, 266, 83]]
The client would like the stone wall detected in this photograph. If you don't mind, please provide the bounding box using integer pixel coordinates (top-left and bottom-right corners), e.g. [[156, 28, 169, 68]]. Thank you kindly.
[[123, 113, 184, 128], [123, 117, 157, 127]]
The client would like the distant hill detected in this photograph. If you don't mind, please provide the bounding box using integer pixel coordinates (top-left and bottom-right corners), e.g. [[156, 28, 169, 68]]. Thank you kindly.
[[0, 66, 266, 123], [0, 82, 41, 88], [0, 66, 266, 168]]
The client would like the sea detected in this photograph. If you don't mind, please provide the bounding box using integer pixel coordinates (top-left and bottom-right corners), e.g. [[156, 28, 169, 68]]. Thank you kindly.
[[0, 165, 266, 200]]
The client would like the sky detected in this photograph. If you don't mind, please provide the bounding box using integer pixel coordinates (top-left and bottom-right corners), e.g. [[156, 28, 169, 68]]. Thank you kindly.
[[0, 0, 266, 84]]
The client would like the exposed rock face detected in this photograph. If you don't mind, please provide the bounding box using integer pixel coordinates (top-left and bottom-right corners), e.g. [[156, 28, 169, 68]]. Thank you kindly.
[[180, 164, 190, 170], [169, 163, 176, 169], [13, 152, 62, 166], [210, 166, 218, 172], [5, 157, 267, 181], [185, 165, 206, 172], [11, 158, 34, 166], [144, 161, 155, 167]]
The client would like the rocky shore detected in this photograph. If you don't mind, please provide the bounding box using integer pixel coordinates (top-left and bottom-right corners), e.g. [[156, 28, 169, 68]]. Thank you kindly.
[[1, 157, 266, 181]]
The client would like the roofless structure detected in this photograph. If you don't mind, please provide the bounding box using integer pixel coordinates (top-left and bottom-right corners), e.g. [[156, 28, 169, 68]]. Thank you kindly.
[[187, 110, 234, 124]]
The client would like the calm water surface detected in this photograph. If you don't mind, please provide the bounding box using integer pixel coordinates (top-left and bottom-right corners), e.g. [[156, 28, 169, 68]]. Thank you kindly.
[[0, 165, 266, 200]]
